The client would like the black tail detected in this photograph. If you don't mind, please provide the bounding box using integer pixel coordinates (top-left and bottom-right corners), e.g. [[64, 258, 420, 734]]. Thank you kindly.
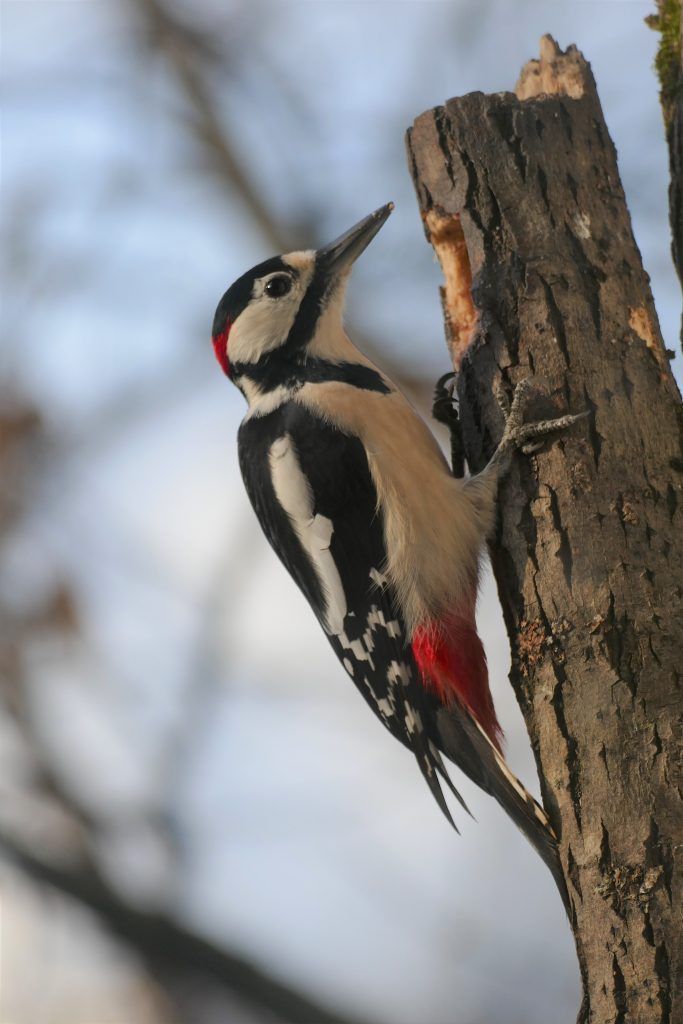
[[435, 704, 571, 915]]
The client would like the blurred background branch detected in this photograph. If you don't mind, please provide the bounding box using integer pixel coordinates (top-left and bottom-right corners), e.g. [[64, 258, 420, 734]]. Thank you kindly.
[[0, 399, 365, 1024], [0, 832, 364, 1024], [135, 0, 310, 252]]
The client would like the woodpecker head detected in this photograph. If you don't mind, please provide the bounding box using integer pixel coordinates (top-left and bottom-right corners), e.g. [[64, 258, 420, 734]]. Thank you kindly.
[[211, 203, 393, 393]]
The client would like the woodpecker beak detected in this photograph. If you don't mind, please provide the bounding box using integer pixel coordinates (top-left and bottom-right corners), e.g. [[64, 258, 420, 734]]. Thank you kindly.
[[317, 203, 394, 280]]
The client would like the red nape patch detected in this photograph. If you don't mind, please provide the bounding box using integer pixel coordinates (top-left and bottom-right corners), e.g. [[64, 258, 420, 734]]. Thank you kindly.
[[212, 323, 232, 377], [412, 617, 503, 751]]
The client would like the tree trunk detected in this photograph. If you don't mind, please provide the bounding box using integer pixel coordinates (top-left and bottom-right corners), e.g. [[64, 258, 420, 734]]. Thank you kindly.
[[406, 35, 682, 1024]]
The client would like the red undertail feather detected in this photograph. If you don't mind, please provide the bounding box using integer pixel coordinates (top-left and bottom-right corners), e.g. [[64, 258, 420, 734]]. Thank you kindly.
[[412, 616, 503, 751]]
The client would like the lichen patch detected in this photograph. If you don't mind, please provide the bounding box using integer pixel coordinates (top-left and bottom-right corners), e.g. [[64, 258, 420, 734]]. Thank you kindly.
[[517, 618, 546, 678], [573, 212, 591, 239]]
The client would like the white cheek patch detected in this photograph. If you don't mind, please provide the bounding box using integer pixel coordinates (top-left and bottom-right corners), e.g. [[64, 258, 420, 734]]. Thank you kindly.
[[229, 256, 315, 368], [229, 295, 298, 366], [268, 433, 347, 635]]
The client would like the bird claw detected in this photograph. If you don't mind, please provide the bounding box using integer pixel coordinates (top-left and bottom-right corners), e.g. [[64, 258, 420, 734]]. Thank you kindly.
[[497, 379, 587, 459], [432, 372, 458, 423], [494, 379, 512, 417], [432, 370, 465, 478]]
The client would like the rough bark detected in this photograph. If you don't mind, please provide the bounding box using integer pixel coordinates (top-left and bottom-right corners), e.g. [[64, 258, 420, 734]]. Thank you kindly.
[[406, 35, 682, 1024]]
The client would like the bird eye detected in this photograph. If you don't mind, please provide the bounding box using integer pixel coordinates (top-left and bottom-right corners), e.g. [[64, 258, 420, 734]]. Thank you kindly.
[[264, 275, 292, 298]]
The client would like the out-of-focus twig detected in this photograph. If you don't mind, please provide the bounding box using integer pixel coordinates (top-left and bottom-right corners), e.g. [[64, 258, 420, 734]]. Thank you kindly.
[[135, 0, 305, 252], [0, 831, 371, 1024]]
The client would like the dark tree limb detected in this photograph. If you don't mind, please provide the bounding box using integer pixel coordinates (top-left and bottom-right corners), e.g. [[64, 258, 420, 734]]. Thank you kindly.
[[0, 832, 367, 1024], [407, 35, 682, 1024]]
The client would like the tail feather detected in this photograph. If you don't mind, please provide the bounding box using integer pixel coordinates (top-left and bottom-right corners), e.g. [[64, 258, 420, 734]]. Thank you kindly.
[[435, 702, 571, 914]]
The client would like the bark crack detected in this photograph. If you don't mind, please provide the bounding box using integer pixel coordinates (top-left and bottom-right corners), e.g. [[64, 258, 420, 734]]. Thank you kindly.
[[567, 843, 583, 900], [655, 942, 672, 1024], [612, 954, 627, 1024], [538, 273, 571, 367], [547, 483, 573, 589], [551, 671, 582, 832], [564, 223, 604, 336]]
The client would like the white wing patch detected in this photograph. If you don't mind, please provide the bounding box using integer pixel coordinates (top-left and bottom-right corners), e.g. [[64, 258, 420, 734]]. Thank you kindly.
[[269, 434, 347, 635], [338, 598, 404, 675], [387, 660, 412, 687], [338, 630, 374, 666]]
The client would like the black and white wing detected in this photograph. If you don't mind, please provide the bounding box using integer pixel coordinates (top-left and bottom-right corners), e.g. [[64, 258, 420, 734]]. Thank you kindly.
[[238, 400, 467, 824]]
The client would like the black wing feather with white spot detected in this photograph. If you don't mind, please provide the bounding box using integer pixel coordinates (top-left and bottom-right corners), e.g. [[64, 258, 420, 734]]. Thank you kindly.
[[238, 400, 467, 824]]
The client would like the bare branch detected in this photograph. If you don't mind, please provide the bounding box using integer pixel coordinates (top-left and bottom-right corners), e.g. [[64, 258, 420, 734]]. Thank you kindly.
[[0, 831, 372, 1024]]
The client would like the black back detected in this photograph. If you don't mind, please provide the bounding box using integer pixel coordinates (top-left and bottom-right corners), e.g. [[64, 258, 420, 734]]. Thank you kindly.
[[238, 400, 466, 824]]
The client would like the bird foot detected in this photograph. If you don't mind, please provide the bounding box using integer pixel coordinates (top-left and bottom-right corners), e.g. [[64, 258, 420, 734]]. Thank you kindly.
[[432, 371, 457, 425], [433, 371, 465, 477], [495, 379, 588, 459]]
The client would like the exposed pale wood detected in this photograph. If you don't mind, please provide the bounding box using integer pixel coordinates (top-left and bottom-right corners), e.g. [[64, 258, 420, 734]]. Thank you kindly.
[[407, 34, 682, 1024]]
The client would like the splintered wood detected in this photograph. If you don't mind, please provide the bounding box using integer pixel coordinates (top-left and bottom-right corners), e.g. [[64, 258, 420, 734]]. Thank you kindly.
[[516, 33, 587, 100], [424, 209, 477, 368]]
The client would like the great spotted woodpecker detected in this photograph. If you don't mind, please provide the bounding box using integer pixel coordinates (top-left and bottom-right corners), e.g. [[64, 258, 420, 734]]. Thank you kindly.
[[212, 203, 581, 908]]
